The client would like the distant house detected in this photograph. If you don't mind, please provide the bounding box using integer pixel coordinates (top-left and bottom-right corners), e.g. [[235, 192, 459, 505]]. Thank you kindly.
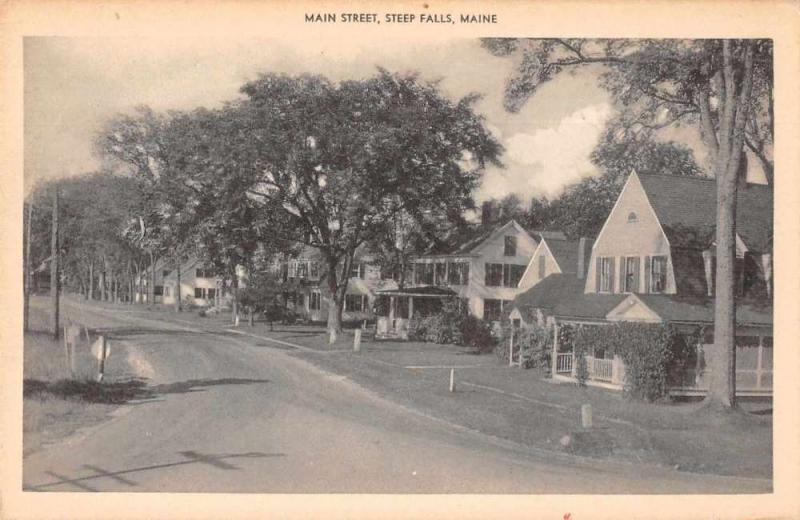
[[375, 220, 550, 338], [278, 246, 398, 324], [135, 256, 233, 308], [510, 171, 773, 397]]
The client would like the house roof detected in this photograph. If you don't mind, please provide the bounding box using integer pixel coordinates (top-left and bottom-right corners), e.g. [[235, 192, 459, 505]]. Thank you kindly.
[[636, 294, 773, 327], [376, 286, 457, 298], [551, 293, 628, 321], [545, 237, 594, 276], [422, 219, 535, 257], [637, 173, 773, 253], [511, 273, 586, 322]]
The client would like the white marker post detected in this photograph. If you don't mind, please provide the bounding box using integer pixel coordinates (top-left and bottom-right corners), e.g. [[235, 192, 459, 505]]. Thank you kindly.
[[91, 336, 111, 382], [581, 403, 592, 429], [449, 368, 455, 393], [353, 328, 362, 353], [328, 328, 337, 345]]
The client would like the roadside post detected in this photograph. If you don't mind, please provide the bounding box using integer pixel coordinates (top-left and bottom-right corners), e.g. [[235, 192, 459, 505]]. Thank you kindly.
[[353, 328, 362, 352], [91, 335, 111, 382], [581, 403, 592, 429], [508, 331, 514, 367], [449, 368, 455, 393]]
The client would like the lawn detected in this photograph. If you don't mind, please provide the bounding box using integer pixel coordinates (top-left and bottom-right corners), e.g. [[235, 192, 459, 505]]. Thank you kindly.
[[23, 303, 143, 456]]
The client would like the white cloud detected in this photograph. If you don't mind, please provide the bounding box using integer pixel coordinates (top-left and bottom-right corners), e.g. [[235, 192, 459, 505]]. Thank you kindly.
[[479, 102, 612, 201]]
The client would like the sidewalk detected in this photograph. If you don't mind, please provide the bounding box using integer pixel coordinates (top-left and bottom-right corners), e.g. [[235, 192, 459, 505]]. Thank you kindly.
[[67, 296, 773, 480]]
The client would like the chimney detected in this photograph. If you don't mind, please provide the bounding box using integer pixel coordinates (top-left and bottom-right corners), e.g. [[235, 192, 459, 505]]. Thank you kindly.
[[577, 237, 587, 279], [702, 249, 714, 296], [481, 201, 493, 226]]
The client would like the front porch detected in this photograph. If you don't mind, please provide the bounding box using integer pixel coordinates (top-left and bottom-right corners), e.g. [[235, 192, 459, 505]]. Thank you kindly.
[[374, 286, 458, 340], [550, 325, 773, 397]]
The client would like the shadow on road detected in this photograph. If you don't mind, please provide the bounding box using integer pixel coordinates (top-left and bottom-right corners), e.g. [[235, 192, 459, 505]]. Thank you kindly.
[[25, 377, 270, 404], [25, 450, 286, 491]]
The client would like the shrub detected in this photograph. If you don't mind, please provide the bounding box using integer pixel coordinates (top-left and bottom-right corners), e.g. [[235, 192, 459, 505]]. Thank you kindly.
[[459, 315, 496, 353], [408, 298, 465, 344], [496, 323, 553, 372]]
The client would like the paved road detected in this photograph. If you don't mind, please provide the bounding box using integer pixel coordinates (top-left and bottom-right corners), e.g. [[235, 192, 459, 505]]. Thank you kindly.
[[23, 299, 770, 493]]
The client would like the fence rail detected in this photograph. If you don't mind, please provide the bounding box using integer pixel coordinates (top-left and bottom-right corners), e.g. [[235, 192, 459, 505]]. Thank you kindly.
[[556, 353, 573, 374]]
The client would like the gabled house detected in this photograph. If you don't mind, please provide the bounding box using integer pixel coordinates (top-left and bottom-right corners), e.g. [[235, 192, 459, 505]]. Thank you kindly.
[[375, 220, 546, 338], [510, 171, 773, 397]]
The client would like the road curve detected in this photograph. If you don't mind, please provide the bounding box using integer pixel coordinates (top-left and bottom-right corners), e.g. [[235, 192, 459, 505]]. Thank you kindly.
[[23, 299, 770, 494]]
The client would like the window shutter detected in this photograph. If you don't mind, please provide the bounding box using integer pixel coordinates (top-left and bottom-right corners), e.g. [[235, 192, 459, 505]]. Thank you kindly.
[[644, 256, 651, 293], [609, 257, 616, 293], [633, 257, 641, 293], [485, 263, 491, 285], [618, 257, 625, 292], [595, 257, 601, 292]]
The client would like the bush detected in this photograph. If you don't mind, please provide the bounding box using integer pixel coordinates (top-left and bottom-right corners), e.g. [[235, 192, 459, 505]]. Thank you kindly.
[[458, 315, 496, 353], [496, 323, 553, 372], [408, 298, 466, 344]]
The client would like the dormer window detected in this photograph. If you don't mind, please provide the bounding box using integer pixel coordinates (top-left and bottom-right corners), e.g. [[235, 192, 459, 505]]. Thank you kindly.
[[627, 212, 638, 223]]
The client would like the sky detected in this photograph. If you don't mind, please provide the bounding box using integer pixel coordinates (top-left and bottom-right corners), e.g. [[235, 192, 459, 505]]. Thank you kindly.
[[24, 37, 720, 202]]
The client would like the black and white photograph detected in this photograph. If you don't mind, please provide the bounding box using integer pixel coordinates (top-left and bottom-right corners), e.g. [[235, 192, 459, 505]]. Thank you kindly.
[[2, 1, 799, 519]]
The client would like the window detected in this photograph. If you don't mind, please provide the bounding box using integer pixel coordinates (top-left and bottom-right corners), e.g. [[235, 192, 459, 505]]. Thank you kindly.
[[486, 263, 525, 287], [447, 262, 470, 285], [194, 287, 203, 298], [414, 262, 435, 285], [196, 268, 214, 278], [649, 256, 667, 293], [350, 262, 366, 279], [627, 212, 638, 223], [154, 285, 164, 296], [504, 264, 526, 287], [484, 299, 503, 321], [309, 262, 319, 279], [207, 288, 216, 300], [598, 257, 614, 292], [623, 257, 640, 293], [310, 291, 321, 310], [163, 270, 170, 277], [538, 254, 546, 279], [434, 262, 447, 285], [297, 262, 308, 279], [504, 235, 517, 256], [345, 294, 367, 312], [485, 263, 504, 286]]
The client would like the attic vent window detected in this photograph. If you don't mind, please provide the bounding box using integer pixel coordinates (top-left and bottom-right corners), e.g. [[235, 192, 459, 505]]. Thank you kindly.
[[627, 212, 638, 223]]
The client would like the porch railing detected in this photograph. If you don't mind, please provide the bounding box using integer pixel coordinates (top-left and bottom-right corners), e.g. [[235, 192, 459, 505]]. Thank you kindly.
[[556, 353, 573, 374], [590, 357, 614, 382]]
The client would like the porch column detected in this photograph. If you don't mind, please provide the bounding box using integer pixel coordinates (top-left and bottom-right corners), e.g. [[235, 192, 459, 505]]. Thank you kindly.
[[408, 296, 414, 319], [388, 296, 395, 323], [551, 323, 559, 378]]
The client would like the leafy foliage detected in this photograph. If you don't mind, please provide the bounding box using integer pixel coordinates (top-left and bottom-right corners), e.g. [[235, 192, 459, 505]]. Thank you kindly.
[[572, 323, 694, 401]]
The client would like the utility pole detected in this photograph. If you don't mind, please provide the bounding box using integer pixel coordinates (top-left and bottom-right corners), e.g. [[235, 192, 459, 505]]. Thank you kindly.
[[23, 201, 33, 332], [50, 187, 60, 340]]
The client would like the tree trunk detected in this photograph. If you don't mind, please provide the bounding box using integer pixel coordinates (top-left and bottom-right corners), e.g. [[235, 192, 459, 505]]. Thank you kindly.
[[149, 251, 156, 305], [50, 187, 60, 340], [88, 259, 94, 300], [704, 40, 755, 410], [325, 255, 345, 336], [23, 201, 32, 332], [232, 273, 239, 324], [175, 257, 182, 312]]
